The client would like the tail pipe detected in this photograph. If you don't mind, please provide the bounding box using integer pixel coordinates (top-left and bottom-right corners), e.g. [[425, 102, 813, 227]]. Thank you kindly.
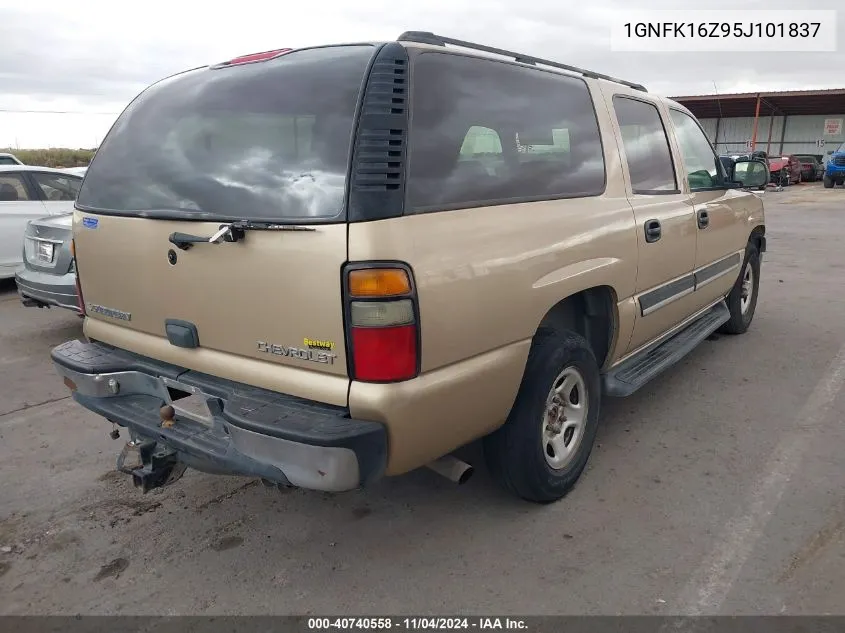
[[426, 454, 474, 485]]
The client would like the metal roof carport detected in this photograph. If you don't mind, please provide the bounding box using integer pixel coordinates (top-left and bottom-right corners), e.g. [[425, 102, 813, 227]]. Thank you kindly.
[[669, 89, 845, 156]]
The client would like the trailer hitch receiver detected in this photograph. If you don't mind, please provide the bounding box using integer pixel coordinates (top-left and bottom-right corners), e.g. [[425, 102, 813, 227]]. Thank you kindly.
[[116, 440, 187, 493]]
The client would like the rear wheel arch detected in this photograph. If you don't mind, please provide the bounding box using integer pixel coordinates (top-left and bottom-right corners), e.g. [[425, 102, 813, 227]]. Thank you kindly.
[[537, 286, 618, 369]]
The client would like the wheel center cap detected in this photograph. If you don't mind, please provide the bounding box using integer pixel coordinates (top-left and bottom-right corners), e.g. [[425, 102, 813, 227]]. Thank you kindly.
[[546, 404, 566, 435]]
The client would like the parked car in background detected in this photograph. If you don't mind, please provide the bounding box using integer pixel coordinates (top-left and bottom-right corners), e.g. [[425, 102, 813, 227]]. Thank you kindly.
[[824, 142, 845, 188], [16, 213, 80, 313], [0, 152, 25, 166], [794, 154, 824, 182], [0, 165, 83, 279], [768, 154, 802, 185]]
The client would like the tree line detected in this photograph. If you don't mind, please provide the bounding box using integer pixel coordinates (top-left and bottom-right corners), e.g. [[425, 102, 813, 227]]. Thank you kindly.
[[1, 147, 97, 168]]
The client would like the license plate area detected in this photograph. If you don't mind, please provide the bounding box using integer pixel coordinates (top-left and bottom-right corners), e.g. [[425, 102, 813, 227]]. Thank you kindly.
[[160, 378, 213, 427]]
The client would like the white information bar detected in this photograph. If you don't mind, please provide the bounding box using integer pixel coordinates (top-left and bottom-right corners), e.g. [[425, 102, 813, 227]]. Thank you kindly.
[[610, 10, 837, 52]]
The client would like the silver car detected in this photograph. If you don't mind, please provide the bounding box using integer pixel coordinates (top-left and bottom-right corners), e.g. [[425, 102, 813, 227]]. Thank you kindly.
[[16, 212, 81, 313], [1, 165, 82, 279]]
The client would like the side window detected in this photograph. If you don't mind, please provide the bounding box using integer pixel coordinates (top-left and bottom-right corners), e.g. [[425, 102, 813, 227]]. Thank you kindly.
[[669, 109, 725, 190], [0, 157, 20, 166], [0, 174, 31, 202], [30, 173, 82, 201], [407, 53, 606, 212], [612, 96, 677, 193]]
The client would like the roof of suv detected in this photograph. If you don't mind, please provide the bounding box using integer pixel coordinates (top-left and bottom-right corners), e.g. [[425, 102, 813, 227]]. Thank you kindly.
[[213, 32, 649, 95], [394, 31, 648, 92]]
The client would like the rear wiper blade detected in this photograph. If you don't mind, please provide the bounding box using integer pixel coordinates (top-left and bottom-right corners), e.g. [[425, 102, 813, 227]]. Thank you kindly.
[[168, 220, 316, 251]]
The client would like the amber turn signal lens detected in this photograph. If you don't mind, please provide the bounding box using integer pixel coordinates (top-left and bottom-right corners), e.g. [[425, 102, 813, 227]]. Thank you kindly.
[[348, 269, 411, 297], [63, 376, 77, 392]]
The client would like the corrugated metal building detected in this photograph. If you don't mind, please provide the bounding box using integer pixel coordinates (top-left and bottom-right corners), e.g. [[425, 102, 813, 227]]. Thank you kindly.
[[670, 89, 845, 159]]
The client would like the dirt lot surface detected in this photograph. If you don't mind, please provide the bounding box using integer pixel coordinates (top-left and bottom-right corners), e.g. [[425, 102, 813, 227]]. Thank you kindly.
[[1, 183, 845, 615]]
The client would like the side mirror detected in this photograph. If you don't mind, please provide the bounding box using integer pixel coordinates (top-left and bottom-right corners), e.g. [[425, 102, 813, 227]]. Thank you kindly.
[[733, 159, 769, 189]]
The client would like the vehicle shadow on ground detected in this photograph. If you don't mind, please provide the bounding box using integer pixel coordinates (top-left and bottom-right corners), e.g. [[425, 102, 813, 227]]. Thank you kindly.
[[0, 278, 19, 297]]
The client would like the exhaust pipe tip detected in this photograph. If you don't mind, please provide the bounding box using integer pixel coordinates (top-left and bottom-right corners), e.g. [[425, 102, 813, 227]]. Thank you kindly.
[[426, 455, 474, 485], [456, 465, 474, 485]]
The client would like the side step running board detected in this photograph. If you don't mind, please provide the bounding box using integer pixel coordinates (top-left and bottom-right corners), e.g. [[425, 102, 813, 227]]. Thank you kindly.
[[602, 301, 730, 397]]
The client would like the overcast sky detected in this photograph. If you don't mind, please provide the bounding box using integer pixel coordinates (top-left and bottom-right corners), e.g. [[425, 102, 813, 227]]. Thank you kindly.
[[0, 0, 841, 148]]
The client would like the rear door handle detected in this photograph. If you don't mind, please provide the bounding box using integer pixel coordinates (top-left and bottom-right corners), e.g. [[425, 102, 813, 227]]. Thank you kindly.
[[697, 209, 709, 229], [644, 219, 661, 243]]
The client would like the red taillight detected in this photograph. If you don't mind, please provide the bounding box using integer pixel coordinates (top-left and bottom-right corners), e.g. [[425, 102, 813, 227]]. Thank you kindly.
[[351, 325, 417, 382], [345, 265, 419, 383], [220, 48, 292, 66]]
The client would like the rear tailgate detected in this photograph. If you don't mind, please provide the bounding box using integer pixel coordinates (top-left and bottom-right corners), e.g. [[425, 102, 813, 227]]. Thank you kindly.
[[72, 45, 378, 406], [74, 214, 349, 400]]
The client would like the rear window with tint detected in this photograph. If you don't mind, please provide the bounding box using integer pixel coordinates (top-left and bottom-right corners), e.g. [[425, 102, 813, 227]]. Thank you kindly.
[[77, 46, 374, 221], [406, 53, 605, 212]]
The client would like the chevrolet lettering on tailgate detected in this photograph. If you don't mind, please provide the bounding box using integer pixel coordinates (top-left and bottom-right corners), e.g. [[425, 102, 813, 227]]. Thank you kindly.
[[257, 341, 338, 365]]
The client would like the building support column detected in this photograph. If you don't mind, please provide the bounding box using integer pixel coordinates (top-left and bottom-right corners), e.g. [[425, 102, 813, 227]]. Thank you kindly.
[[751, 93, 761, 150], [766, 113, 774, 154], [778, 115, 788, 155]]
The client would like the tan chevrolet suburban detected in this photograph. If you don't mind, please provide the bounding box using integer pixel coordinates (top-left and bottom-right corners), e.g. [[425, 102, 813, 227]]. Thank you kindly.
[[51, 32, 770, 503]]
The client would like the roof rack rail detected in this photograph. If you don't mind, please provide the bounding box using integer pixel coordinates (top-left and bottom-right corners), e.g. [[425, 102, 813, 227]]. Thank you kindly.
[[396, 31, 647, 92]]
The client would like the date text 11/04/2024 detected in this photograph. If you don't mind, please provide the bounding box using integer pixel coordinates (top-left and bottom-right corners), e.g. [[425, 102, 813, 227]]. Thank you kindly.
[[624, 22, 821, 38], [307, 618, 528, 630]]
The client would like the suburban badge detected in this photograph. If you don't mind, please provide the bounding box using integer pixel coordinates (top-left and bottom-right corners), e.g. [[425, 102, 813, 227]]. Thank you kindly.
[[89, 304, 131, 321]]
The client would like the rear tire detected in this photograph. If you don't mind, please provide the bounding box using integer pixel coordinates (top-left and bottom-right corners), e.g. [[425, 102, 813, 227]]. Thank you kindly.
[[823, 175, 834, 188], [719, 242, 760, 335], [484, 329, 601, 503]]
